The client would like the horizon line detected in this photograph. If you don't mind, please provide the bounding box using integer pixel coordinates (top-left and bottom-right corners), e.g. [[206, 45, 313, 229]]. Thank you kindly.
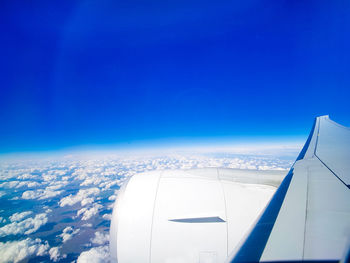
[[0, 136, 304, 160]]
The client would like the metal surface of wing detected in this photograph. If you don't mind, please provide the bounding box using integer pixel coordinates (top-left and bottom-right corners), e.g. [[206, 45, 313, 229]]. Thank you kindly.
[[230, 115, 350, 262]]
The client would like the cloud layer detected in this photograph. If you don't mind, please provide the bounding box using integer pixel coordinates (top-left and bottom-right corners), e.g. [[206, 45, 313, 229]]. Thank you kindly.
[[0, 238, 49, 263], [0, 149, 296, 262], [0, 213, 48, 237]]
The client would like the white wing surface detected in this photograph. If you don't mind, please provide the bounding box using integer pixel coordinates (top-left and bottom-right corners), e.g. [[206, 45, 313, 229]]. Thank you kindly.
[[230, 115, 350, 262]]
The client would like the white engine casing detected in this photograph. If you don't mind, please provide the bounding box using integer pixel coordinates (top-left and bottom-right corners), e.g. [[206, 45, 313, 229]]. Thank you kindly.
[[110, 168, 283, 263]]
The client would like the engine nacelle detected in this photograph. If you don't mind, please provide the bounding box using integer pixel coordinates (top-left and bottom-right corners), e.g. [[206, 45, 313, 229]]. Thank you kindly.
[[110, 168, 281, 263]]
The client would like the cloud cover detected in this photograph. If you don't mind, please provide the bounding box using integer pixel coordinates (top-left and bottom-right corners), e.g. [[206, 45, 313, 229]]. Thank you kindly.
[[0, 213, 48, 237], [0, 148, 296, 262], [77, 245, 110, 263], [0, 238, 49, 263]]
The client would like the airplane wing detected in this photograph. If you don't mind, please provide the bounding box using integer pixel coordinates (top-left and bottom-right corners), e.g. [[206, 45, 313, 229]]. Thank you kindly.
[[229, 115, 350, 262]]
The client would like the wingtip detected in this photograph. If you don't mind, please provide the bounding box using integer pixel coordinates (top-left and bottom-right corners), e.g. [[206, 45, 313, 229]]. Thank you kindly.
[[316, 115, 330, 121]]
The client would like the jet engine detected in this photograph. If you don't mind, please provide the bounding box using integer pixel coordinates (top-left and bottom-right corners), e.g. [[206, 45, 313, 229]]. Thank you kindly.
[[110, 168, 283, 263]]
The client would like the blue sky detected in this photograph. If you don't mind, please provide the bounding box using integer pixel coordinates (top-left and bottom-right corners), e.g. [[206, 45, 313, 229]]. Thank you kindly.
[[0, 0, 349, 153]]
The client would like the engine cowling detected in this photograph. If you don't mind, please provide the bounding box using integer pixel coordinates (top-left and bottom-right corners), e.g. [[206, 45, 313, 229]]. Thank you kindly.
[[110, 168, 281, 263]]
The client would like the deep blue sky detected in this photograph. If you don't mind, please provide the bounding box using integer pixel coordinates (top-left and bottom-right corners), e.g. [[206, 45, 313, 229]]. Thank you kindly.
[[0, 0, 349, 153]]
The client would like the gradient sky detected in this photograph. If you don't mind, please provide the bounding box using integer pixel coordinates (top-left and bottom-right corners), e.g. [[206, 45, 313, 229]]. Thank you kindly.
[[0, 0, 349, 153]]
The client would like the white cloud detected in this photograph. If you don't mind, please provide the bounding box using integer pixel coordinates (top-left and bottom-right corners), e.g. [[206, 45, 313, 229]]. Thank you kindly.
[[59, 188, 100, 207], [22, 189, 62, 200], [49, 246, 67, 262], [77, 203, 103, 220], [80, 176, 105, 187], [17, 173, 39, 180], [0, 180, 41, 189], [15, 181, 41, 189], [27, 181, 41, 188], [9, 211, 33, 222], [0, 191, 6, 198], [81, 197, 94, 206], [49, 247, 60, 262], [58, 226, 80, 243], [0, 238, 49, 263], [102, 214, 112, 221], [45, 208, 53, 214], [77, 245, 110, 263], [0, 181, 20, 189], [99, 180, 120, 191], [91, 231, 109, 245], [0, 213, 48, 237], [107, 195, 117, 201], [46, 180, 69, 191]]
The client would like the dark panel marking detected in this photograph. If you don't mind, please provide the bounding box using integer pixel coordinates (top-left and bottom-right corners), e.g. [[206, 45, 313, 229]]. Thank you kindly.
[[169, 216, 225, 223], [313, 118, 350, 189], [314, 155, 350, 189]]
